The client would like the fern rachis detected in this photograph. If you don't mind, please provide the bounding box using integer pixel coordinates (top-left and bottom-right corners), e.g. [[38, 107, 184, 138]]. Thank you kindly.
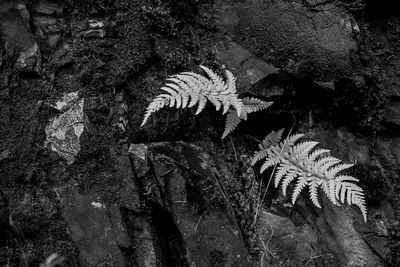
[[252, 129, 367, 221]]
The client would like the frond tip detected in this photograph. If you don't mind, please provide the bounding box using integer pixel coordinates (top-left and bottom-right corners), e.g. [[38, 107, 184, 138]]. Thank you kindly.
[[221, 97, 273, 139], [140, 65, 245, 127], [251, 129, 367, 222]]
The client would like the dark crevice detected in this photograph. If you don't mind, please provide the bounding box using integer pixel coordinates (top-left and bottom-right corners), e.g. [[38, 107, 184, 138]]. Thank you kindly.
[[366, 0, 400, 19], [303, 0, 334, 10], [149, 202, 189, 267], [120, 203, 189, 267], [119, 207, 150, 267], [125, 152, 190, 266]]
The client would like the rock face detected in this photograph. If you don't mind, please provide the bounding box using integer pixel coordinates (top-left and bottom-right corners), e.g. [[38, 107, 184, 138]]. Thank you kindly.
[[56, 141, 254, 266], [57, 145, 156, 267], [257, 210, 322, 266], [216, 42, 279, 91], [58, 185, 127, 267], [258, 195, 382, 266], [130, 141, 254, 266], [0, 2, 41, 72], [319, 196, 380, 266], [216, 0, 359, 80], [300, 127, 395, 264], [384, 98, 400, 127], [255, 126, 399, 266], [1, 0, 400, 266], [312, 127, 371, 165]]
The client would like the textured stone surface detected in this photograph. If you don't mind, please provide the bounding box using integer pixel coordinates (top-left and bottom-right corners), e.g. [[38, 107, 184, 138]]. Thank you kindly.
[[216, 0, 358, 80], [1, 0, 399, 265], [217, 42, 279, 91], [256, 126, 394, 266], [130, 141, 255, 266], [257, 210, 324, 266], [320, 196, 380, 266], [0, 2, 41, 72], [354, 200, 394, 261], [263, 192, 382, 266], [36, 0, 64, 15], [312, 127, 371, 165], [58, 185, 127, 267], [384, 99, 400, 126]]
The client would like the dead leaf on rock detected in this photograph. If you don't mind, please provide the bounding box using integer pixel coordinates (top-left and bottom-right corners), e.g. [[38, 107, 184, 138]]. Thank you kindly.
[[44, 92, 85, 164]]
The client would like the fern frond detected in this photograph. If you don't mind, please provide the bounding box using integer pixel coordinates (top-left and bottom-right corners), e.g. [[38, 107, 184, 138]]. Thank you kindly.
[[252, 129, 367, 221], [308, 179, 321, 208], [141, 66, 272, 138], [308, 148, 330, 162], [312, 156, 340, 173], [141, 65, 245, 126], [141, 95, 170, 127], [274, 161, 292, 188], [167, 77, 199, 108], [285, 133, 305, 147], [224, 69, 237, 94], [221, 97, 273, 139], [292, 175, 309, 204], [321, 180, 338, 205], [195, 95, 208, 115], [326, 163, 354, 178], [337, 181, 367, 221], [243, 97, 273, 114], [199, 65, 226, 93], [260, 155, 281, 173], [222, 109, 242, 139], [292, 141, 319, 158], [261, 129, 284, 148], [281, 170, 298, 196], [251, 150, 269, 166]]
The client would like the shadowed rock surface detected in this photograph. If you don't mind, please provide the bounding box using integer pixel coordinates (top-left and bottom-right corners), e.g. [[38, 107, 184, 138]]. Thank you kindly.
[[216, 0, 359, 80], [130, 142, 255, 266], [1, 0, 400, 266]]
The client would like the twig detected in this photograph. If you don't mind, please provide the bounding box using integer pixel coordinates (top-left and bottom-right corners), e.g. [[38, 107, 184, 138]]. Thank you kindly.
[[246, 134, 262, 144], [302, 254, 323, 266], [230, 136, 238, 162], [195, 216, 202, 232]]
